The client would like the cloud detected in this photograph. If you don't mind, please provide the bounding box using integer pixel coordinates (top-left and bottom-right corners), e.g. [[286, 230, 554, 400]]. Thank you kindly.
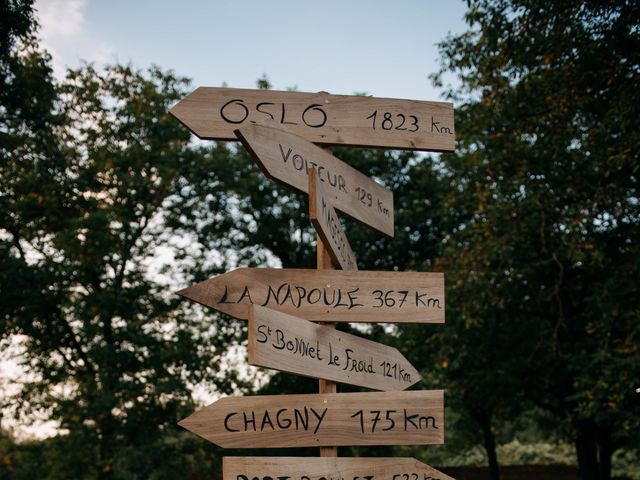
[[34, 0, 113, 78], [37, 0, 86, 41]]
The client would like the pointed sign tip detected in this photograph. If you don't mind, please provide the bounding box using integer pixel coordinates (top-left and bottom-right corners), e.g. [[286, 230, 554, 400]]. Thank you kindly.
[[175, 286, 191, 298], [177, 412, 197, 431]]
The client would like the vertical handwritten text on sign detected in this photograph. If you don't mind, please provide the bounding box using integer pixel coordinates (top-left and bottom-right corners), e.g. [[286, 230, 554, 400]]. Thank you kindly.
[[309, 167, 358, 270]]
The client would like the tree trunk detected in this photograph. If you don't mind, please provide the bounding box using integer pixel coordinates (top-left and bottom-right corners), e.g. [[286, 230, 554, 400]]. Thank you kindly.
[[474, 410, 500, 480], [597, 430, 614, 480], [97, 382, 117, 480], [575, 421, 599, 480], [97, 426, 114, 480]]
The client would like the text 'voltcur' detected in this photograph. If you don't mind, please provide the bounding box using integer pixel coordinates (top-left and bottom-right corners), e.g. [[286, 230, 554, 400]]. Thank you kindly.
[[279, 144, 391, 219]]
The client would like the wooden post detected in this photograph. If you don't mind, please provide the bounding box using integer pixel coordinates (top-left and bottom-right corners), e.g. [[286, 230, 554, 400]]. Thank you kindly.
[[317, 237, 337, 457], [317, 146, 338, 458]]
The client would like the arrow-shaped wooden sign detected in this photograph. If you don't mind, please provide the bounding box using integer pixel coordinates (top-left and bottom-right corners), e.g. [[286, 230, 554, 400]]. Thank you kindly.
[[235, 123, 394, 236], [248, 305, 421, 391], [179, 390, 444, 448], [309, 166, 357, 270], [223, 456, 456, 480], [178, 268, 445, 323], [170, 87, 455, 152]]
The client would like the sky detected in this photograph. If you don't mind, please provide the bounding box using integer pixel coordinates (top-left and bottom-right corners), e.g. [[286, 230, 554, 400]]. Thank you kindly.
[[35, 0, 469, 103]]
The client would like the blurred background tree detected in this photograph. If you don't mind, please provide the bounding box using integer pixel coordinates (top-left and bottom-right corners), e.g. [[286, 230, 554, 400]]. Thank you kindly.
[[423, 1, 640, 479], [0, 1, 251, 478]]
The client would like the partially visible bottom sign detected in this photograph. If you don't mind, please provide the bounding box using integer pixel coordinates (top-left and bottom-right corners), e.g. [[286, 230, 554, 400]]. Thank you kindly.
[[223, 457, 455, 480]]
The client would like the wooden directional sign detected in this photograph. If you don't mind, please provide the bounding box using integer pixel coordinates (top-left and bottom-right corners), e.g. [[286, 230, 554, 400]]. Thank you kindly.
[[179, 390, 444, 448], [177, 268, 445, 324], [248, 305, 421, 391], [224, 457, 456, 480], [236, 123, 394, 237], [309, 167, 357, 270], [170, 87, 455, 152]]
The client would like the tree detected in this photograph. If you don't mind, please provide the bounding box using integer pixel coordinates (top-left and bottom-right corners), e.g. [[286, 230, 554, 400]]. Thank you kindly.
[[0, 44, 252, 478], [430, 1, 640, 479]]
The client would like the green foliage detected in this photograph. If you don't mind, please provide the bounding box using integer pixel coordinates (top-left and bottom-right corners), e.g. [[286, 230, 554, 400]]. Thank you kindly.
[[0, 427, 225, 480], [0, 60, 253, 477], [0, 3, 253, 476], [424, 0, 640, 478]]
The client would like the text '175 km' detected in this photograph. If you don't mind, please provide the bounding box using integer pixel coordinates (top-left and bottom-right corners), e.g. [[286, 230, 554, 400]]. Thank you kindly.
[[178, 391, 444, 448]]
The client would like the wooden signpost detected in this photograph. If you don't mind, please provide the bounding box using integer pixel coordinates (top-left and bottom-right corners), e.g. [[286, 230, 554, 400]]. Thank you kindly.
[[177, 267, 445, 323], [171, 85, 455, 478], [248, 305, 421, 391], [223, 457, 456, 480], [236, 123, 394, 236], [309, 167, 358, 270], [170, 87, 455, 152], [178, 390, 444, 448]]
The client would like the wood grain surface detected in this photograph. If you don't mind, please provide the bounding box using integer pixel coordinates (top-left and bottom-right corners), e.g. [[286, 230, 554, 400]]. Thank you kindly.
[[223, 456, 456, 480], [236, 123, 394, 236], [177, 268, 445, 324], [309, 167, 358, 270], [248, 305, 421, 391], [170, 87, 455, 151], [179, 390, 444, 448]]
